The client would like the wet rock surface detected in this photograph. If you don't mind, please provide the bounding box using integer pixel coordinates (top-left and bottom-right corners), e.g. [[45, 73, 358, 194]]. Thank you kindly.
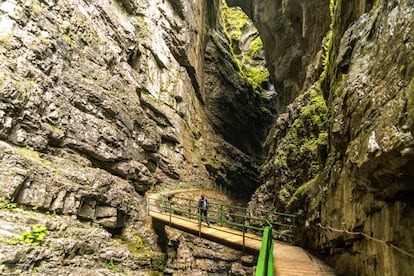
[[317, 2, 414, 274], [252, 0, 414, 275]]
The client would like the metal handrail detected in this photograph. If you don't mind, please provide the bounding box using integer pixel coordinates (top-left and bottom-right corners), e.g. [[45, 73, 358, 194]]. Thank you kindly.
[[147, 192, 297, 275], [148, 193, 297, 244], [155, 194, 297, 239], [256, 221, 274, 276]]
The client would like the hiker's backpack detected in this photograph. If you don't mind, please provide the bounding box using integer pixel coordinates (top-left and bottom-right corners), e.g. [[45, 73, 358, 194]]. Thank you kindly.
[[201, 198, 208, 209]]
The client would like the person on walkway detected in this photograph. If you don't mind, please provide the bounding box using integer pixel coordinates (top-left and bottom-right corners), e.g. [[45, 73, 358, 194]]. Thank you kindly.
[[198, 194, 210, 227]]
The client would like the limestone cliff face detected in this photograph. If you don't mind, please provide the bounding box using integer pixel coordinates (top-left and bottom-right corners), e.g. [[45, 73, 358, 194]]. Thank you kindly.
[[316, 1, 414, 274], [241, 0, 331, 110], [0, 0, 209, 208], [249, 0, 414, 275], [0, 0, 265, 273]]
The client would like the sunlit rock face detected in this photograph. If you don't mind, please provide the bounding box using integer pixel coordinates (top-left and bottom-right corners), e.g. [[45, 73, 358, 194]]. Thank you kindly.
[[0, 0, 267, 273], [0, 0, 210, 222]]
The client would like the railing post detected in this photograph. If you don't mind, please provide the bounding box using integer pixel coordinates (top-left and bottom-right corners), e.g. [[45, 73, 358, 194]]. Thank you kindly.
[[198, 206, 201, 237], [220, 205, 223, 227], [242, 217, 246, 253], [292, 216, 297, 243], [256, 224, 274, 276], [169, 199, 172, 226], [147, 197, 150, 215], [189, 199, 192, 219]]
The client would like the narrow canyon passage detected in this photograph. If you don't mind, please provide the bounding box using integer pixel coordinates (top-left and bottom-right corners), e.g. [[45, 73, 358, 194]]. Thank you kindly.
[[0, 0, 413, 275]]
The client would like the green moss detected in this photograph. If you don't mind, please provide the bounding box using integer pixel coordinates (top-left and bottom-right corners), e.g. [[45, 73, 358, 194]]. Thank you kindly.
[[118, 233, 165, 272], [209, 155, 224, 170], [219, 0, 269, 95], [0, 202, 17, 210], [273, 154, 287, 167], [400, 65, 407, 77], [150, 253, 165, 272], [244, 36, 263, 63], [118, 234, 147, 254], [320, 0, 338, 87], [136, 15, 149, 37], [291, 179, 313, 199], [220, 1, 249, 44], [287, 177, 317, 209], [107, 259, 118, 270], [19, 146, 41, 160], [272, 87, 328, 177], [46, 124, 63, 133], [243, 66, 269, 92]]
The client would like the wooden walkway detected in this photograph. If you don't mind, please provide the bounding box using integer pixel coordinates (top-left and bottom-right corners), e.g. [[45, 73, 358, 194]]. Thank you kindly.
[[148, 192, 335, 275]]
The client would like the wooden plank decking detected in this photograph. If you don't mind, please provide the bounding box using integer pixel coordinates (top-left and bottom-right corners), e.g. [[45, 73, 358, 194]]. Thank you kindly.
[[148, 192, 336, 275], [149, 208, 263, 254]]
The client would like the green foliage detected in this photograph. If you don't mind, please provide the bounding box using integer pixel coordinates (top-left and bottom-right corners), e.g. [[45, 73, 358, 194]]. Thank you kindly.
[[320, 0, 338, 86], [0, 202, 17, 210], [19, 146, 41, 159], [220, 0, 269, 94], [220, 0, 249, 44], [243, 66, 269, 92], [45, 210, 57, 218], [272, 87, 328, 208], [1, 224, 48, 246], [150, 253, 165, 272], [120, 234, 146, 254], [273, 88, 328, 175], [128, 234, 144, 252], [107, 259, 117, 270], [17, 224, 47, 246], [219, 0, 269, 95], [248, 37, 263, 58]]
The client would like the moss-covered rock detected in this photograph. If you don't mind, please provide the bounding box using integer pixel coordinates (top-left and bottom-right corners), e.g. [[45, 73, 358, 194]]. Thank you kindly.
[[307, 1, 414, 275], [249, 85, 328, 224], [219, 0, 270, 96]]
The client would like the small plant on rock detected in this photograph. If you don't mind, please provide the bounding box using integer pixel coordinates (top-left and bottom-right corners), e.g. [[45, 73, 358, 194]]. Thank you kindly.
[[16, 224, 48, 246], [0, 202, 17, 210], [107, 259, 118, 270]]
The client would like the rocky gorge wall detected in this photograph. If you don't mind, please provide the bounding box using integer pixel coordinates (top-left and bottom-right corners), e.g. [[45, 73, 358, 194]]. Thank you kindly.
[[0, 0, 267, 274], [244, 0, 414, 275], [317, 0, 414, 274], [1, 0, 413, 275]]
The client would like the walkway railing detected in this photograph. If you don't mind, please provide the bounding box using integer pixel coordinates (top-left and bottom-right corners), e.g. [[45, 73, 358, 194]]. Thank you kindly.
[[147, 191, 297, 249], [256, 223, 274, 276]]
